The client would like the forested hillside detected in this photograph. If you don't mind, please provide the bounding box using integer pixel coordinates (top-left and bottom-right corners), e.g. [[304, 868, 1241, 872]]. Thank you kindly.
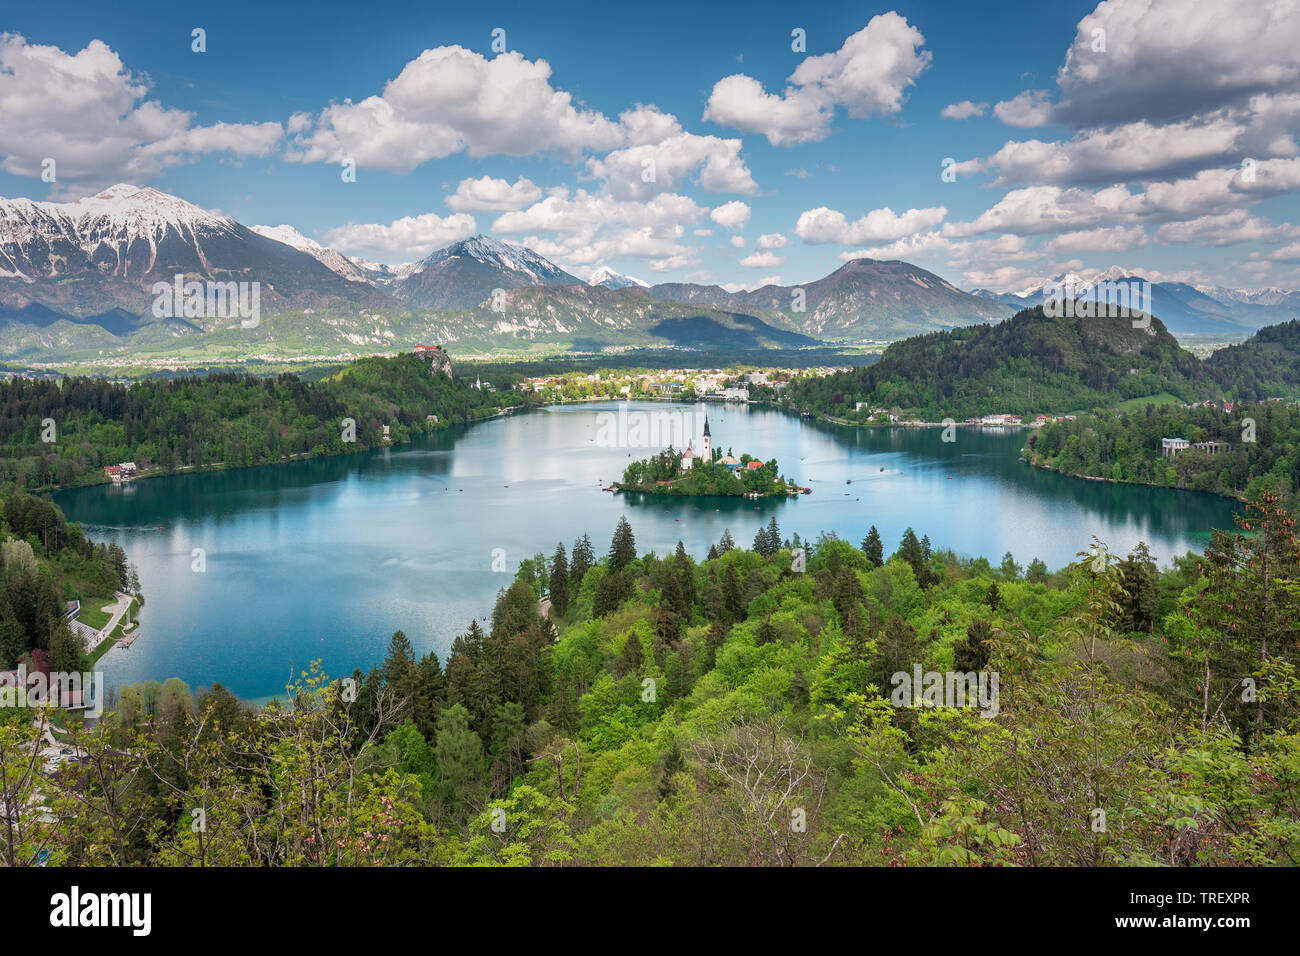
[[0, 353, 519, 492], [1027, 399, 1300, 506], [7, 491, 1298, 866], [0, 492, 136, 671], [782, 310, 1300, 421], [1204, 319, 1300, 399]]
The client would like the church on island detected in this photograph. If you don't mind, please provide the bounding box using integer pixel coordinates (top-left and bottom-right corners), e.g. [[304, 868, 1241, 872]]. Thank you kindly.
[[679, 416, 711, 471], [678, 417, 742, 474]]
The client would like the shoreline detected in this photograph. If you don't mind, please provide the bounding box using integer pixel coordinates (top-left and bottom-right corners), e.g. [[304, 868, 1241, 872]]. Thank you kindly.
[[32, 394, 1242, 510]]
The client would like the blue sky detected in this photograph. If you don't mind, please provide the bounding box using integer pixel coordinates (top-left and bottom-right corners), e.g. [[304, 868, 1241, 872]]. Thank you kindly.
[[2, 0, 1299, 292]]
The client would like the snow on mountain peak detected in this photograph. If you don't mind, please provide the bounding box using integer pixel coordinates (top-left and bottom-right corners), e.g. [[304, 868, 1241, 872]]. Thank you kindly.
[[57, 183, 233, 230], [1091, 264, 1144, 283], [589, 266, 650, 289], [420, 233, 577, 284], [251, 223, 325, 254]]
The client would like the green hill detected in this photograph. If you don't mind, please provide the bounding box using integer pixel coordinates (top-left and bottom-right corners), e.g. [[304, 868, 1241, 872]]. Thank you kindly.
[[784, 308, 1300, 421]]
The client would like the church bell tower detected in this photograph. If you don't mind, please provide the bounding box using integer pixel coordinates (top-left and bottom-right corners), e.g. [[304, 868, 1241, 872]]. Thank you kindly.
[[702, 415, 712, 465]]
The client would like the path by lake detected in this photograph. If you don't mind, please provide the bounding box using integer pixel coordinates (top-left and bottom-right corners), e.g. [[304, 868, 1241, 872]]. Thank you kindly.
[[55, 401, 1239, 700]]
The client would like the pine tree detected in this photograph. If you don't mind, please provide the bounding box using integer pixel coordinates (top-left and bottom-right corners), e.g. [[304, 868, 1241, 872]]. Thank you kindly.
[[412, 651, 446, 742], [718, 529, 735, 554], [432, 704, 486, 821], [570, 534, 595, 589], [0, 600, 24, 669], [831, 567, 865, 623], [1116, 542, 1157, 633], [862, 525, 884, 567], [954, 619, 992, 672], [790, 663, 811, 709], [48, 624, 87, 675], [870, 615, 921, 704], [722, 564, 745, 623], [1000, 552, 1021, 581], [489, 700, 528, 792], [593, 569, 633, 617], [661, 571, 685, 617], [382, 630, 418, 720], [704, 618, 729, 668], [548, 542, 570, 617], [1026, 557, 1049, 583], [609, 516, 637, 572], [618, 631, 645, 676], [896, 527, 927, 582], [765, 516, 781, 553], [674, 541, 697, 609], [658, 739, 686, 801]]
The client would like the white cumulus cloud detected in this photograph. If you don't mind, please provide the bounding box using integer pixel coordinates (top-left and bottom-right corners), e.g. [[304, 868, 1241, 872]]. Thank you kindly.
[[703, 14, 931, 145]]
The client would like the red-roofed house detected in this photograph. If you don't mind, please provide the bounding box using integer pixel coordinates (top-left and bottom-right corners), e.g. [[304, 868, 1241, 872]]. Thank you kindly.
[[746, 460, 763, 471]]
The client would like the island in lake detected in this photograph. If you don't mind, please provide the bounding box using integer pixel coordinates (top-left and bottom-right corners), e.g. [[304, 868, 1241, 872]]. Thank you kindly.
[[615, 415, 804, 497]]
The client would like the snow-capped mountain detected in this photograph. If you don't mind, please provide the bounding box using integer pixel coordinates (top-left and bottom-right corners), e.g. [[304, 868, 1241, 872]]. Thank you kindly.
[[1194, 284, 1299, 308], [394, 234, 582, 310], [250, 224, 372, 284], [2, 184, 1293, 363], [421, 234, 573, 283], [0, 184, 240, 281], [994, 266, 1294, 337], [588, 266, 650, 290], [0, 184, 403, 326], [350, 257, 421, 283]]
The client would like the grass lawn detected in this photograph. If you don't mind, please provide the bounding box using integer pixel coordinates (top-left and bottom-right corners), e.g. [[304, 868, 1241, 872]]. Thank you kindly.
[[1115, 392, 1185, 412], [88, 597, 140, 666], [76, 599, 113, 630]]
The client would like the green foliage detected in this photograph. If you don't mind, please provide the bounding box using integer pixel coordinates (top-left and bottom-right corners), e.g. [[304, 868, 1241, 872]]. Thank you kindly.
[[12, 495, 1300, 867], [0, 352, 514, 492], [1029, 399, 1300, 508]]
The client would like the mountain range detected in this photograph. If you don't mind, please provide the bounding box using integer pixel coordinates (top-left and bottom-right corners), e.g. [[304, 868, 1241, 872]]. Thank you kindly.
[[970, 266, 1300, 337], [1, 184, 1294, 364]]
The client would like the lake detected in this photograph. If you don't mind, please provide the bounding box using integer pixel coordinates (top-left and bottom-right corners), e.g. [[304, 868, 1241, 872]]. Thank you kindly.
[[55, 401, 1239, 700]]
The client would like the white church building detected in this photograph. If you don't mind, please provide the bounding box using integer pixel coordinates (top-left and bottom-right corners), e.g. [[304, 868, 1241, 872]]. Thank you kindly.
[[680, 416, 713, 472]]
